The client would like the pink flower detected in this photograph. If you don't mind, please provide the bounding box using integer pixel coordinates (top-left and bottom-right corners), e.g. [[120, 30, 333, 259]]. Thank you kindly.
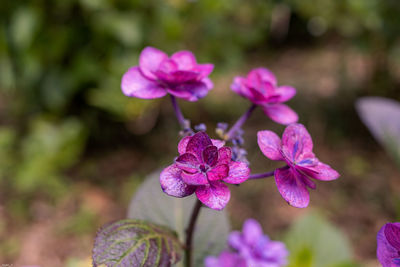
[[160, 132, 250, 210], [377, 222, 400, 267], [257, 123, 339, 208], [231, 68, 298, 125], [121, 47, 214, 101]]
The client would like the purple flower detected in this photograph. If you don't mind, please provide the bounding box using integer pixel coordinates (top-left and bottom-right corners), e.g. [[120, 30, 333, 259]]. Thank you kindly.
[[231, 68, 298, 125], [257, 123, 340, 208], [160, 132, 250, 210], [377, 223, 400, 266], [121, 47, 214, 101], [205, 219, 289, 267]]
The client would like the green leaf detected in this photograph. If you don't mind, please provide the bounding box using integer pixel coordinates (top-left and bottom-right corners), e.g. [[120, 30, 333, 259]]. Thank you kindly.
[[128, 172, 231, 267], [93, 219, 183, 267], [284, 212, 353, 267]]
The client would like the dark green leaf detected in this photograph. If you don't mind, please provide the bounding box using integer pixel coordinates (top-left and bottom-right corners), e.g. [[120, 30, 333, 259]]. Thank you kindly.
[[93, 219, 183, 267]]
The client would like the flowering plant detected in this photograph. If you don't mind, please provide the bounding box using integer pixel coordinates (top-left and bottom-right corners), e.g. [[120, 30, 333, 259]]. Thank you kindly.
[[92, 47, 347, 267]]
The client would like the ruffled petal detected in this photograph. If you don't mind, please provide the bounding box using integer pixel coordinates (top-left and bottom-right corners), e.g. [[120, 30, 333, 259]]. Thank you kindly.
[[262, 104, 298, 125], [385, 223, 400, 251], [195, 181, 230, 210], [281, 124, 313, 162], [223, 161, 250, 184], [186, 132, 213, 161], [248, 67, 277, 87], [242, 218, 263, 246], [203, 145, 218, 167], [231, 77, 254, 101], [170, 50, 197, 70], [274, 167, 309, 208], [201, 77, 214, 90], [218, 147, 232, 165], [178, 136, 191, 154], [257, 130, 284, 161], [207, 164, 229, 181], [195, 64, 214, 79], [160, 164, 195, 197], [377, 223, 400, 267], [121, 67, 167, 99], [175, 152, 199, 173], [227, 231, 242, 250], [181, 171, 208, 185], [298, 161, 339, 181], [139, 47, 168, 80], [212, 139, 225, 149], [275, 85, 296, 102], [168, 81, 210, 101]]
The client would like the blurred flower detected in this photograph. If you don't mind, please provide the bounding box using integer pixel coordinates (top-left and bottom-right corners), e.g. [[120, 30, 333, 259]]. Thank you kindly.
[[257, 123, 339, 208], [160, 132, 250, 210], [377, 222, 400, 267], [121, 47, 214, 101], [205, 218, 288, 267], [231, 68, 298, 125]]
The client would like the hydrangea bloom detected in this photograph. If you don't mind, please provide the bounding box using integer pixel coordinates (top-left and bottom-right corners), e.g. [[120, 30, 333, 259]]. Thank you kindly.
[[121, 47, 214, 101], [205, 218, 288, 267], [257, 123, 339, 208], [377, 222, 400, 266], [231, 68, 298, 125], [160, 132, 250, 210]]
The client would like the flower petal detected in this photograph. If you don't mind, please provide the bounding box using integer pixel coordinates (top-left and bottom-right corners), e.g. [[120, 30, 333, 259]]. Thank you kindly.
[[170, 51, 197, 70], [282, 123, 313, 162], [167, 81, 210, 101], [121, 67, 167, 99], [299, 161, 339, 181], [218, 147, 232, 165], [178, 136, 191, 154], [242, 218, 263, 246], [202, 77, 214, 90], [377, 223, 400, 267], [248, 67, 277, 87], [385, 223, 400, 251], [160, 164, 195, 197], [181, 171, 208, 185], [275, 85, 296, 102], [212, 139, 225, 149], [175, 152, 199, 173], [207, 164, 229, 181], [257, 130, 283, 161], [195, 181, 230, 210], [228, 231, 242, 250], [196, 64, 214, 79], [139, 47, 168, 80], [223, 161, 250, 184], [231, 77, 254, 101], [262, 104, 298, 125], [186, 132, 213, 160], [274, 167, 309, 208], [203, 145, 218, 166]]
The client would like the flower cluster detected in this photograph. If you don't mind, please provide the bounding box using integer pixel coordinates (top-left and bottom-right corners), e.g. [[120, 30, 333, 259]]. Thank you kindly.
[[121, 47, 340, 210], [377, 222, 400, 266], [205, 219, 288, 267], [231, 68, 298, 125], [160, 132, 250, 210], [257, 123, 340, 208], [121, 47, 214, 101]]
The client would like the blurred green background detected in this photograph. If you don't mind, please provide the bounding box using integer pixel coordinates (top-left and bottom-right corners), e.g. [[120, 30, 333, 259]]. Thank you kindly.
[[1, 0, 400, 266]]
